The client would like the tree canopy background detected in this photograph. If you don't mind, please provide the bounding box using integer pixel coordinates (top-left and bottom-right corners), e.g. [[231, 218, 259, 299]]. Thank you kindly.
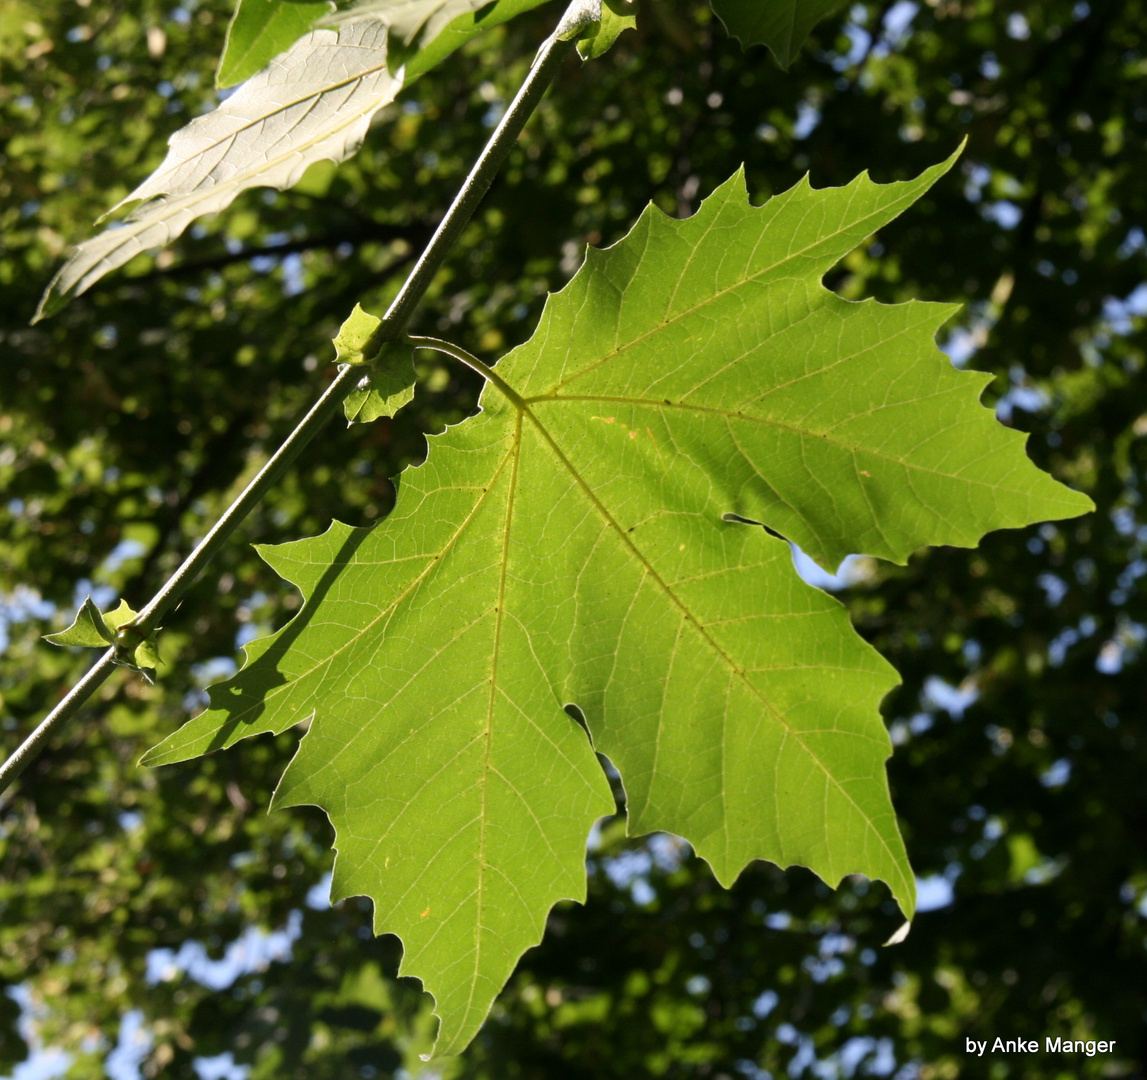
[[1, 0, 1144, 1076]]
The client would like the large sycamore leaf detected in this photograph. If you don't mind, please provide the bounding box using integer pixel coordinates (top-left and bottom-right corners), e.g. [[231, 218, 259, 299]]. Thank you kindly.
[[143, 152, 1091, 1054], [712, 0, 844, 68]]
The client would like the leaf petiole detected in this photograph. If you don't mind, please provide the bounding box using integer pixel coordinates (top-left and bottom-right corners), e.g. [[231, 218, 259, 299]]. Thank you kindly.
[[407, 335, 524, 407]]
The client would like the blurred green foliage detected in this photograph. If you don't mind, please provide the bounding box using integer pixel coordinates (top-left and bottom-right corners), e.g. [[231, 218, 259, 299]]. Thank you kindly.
[[1, 0, 1144, 1077]]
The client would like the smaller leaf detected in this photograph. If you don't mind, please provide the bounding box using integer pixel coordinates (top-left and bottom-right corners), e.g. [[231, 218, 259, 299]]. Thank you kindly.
[[343, 362, 417, 422], [133, 637, 163, 672], [333, 302, 383, 365], [217, 0, 335, 89], [33, 0, 556, 321], [333, 307, 417, 422], [44, 596, 116, 648], [102, 599, 140, 635], [576, 0, 636, 59], [45, 598, 161, 674]]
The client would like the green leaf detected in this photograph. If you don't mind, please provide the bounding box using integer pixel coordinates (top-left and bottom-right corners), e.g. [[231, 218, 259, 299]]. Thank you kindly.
[[218, 0, 557, 80], [342, 370, 417, 423], [217, 0, 557, 90], [100, 599, 138, 635], [332, 305, 417, 422], [217, 0, 335, 89], [328, 0, 534, 51], [398, 0, 552, 81], [129, 635, 163, 674], [710, 0, 844, 68], [333, 302, 383, 366], [143, 152, 1091, 1055], [327, 0, 556, 76], [576, 0, 636, 60], [44, 596, 116, 648], [45, 598, 161, 673]]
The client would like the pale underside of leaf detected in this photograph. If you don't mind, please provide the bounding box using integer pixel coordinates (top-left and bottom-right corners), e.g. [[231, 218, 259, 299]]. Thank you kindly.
[[34, 21, 400, 322], [144, 153, 1091, 1056], [711, 0, 844, 68]]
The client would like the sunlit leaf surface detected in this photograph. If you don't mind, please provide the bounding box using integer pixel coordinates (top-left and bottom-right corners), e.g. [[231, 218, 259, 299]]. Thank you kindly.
[[144, 153, 1091, 1055]]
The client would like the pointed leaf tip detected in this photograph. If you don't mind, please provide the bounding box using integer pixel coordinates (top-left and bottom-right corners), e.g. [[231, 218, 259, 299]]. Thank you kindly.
[[216, 0, 334, 89], [885, 921, 912, 946]]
